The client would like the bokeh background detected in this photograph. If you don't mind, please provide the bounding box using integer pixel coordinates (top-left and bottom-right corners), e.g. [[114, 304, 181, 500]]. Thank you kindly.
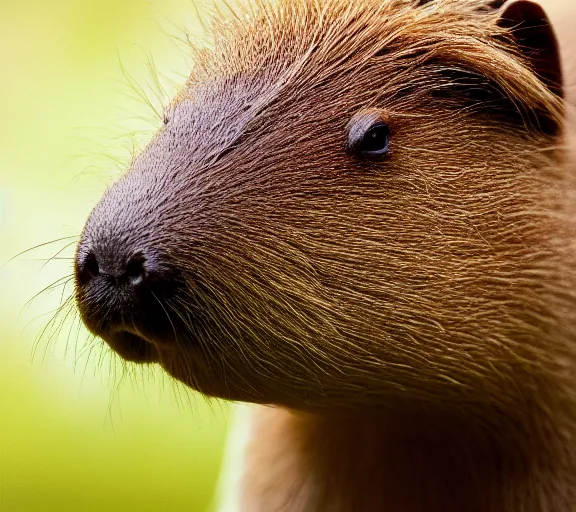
[[0, 1, 230, 510]]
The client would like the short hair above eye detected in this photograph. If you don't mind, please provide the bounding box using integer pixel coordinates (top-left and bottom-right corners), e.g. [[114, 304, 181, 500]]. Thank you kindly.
[[346, 109, 391, 161]]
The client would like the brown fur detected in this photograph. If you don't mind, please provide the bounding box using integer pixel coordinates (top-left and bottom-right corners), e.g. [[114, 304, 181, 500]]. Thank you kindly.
[[74, 0, 576, 510]]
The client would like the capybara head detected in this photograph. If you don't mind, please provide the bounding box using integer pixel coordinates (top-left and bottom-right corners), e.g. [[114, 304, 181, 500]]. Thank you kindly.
[[75, 0, 570, 414]]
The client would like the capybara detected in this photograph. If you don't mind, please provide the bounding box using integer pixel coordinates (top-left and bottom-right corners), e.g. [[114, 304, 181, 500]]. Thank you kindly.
[[74, 0, 576, 510]]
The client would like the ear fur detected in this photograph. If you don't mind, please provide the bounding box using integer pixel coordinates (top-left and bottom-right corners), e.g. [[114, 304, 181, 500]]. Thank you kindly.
[[497, 0, 563, 99], [420, 0, 564, 134], [418, 0, 563, 99]]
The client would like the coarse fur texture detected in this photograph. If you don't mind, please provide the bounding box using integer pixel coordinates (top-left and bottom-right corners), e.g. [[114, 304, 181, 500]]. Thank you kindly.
[[74, 0, 576, 510]]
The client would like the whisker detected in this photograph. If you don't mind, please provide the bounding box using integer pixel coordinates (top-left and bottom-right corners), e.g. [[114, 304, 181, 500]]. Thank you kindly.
[[3, 236, 78, 267], [79, 342, 96, 390], [22, 294, 73, 335], [59, 277, 73, 309], [31, 295, 75, 366], [165, 298, 203, 389], [134, 44, 170, 114], [73, 317, 92, 371], [19, 274, 74, 321], [117, 52, 163, 122], [48, 300, 78, 362], [77, 335, 100, 372], [64, 304, 81, 357], [39, 240, 78, 271], [151, 290, 179, 343], [21, 258, 75, 262]]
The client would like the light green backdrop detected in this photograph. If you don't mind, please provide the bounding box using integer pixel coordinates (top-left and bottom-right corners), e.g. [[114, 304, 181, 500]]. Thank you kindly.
[[0, 1, 230, 510]]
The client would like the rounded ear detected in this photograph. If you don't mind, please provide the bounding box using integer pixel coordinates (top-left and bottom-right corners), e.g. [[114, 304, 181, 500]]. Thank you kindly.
[[497, 0, 563, 98]]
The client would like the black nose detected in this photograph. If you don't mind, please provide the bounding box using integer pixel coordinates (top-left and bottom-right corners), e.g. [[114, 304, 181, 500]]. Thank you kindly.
[[76, 249, 153, 290], [75, 239, 179, 350]]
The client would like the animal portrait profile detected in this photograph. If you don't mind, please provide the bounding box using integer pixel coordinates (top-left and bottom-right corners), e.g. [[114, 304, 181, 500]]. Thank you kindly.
[[71, 0, 576, 510]]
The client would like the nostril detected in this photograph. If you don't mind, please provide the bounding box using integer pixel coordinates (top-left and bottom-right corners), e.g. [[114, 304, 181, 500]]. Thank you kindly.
[[125, 253, 147, 287], [75, 245, 169, 294], [77, 250, 100, 285]]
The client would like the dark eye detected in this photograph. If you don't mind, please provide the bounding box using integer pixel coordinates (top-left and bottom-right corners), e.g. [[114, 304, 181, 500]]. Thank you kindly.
[[358, 122, 390, 156], [346, 110, 392, 160]]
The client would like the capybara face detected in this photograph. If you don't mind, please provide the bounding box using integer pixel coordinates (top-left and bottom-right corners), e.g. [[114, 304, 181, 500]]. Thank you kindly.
[[75, 0, 566, 412]]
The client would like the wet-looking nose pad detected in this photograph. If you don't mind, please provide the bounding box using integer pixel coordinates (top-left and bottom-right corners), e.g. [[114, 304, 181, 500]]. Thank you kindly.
[[125, 253, 148, 287], [76, 248, 154, 289]]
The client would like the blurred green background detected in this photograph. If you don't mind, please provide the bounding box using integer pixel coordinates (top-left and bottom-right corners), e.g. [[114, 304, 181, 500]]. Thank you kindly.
[[0, 1, 230, 510]]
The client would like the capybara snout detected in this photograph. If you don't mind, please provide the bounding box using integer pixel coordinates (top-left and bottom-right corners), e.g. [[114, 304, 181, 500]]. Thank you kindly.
[[76, 0, 568, 415], [75, 185, 181, 363]]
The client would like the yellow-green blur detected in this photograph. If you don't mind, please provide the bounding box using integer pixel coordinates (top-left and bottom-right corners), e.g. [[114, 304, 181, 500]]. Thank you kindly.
[[0, 1, 229, 511]]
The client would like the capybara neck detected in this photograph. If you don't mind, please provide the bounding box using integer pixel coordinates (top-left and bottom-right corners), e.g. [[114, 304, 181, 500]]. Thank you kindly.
[[241, 397, 576, 511]]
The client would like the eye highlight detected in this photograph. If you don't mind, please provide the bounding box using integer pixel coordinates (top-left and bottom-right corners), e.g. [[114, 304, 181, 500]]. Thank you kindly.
[[347, 110, 391, 160], [360, 122, 390, 155]]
